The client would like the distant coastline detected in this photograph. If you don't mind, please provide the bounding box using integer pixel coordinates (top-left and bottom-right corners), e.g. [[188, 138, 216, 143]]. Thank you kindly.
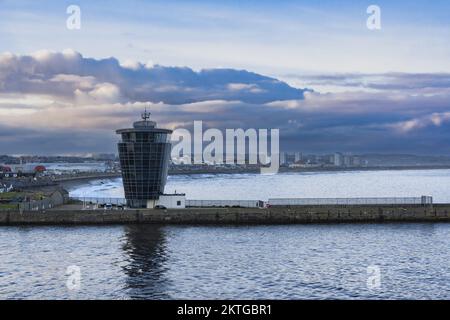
[[170, 165, 450, 176], [55, 165, 450, 191]]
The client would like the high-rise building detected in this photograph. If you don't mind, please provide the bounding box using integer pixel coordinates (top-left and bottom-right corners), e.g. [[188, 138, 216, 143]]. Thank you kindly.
[[279, 152, 287, 166], [294, 152, 302, 163], [116, 110, 172, 208], [343, 155, 352, 167], [334, 152, 343, 167], [352, 156, 361, 166]]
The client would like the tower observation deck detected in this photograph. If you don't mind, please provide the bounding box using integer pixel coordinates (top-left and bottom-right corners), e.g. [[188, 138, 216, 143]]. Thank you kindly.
[[116, 110, 172, 208]]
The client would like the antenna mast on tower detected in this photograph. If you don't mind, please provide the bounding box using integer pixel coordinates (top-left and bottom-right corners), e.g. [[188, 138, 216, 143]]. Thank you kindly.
[[141, 107, 151, 121]]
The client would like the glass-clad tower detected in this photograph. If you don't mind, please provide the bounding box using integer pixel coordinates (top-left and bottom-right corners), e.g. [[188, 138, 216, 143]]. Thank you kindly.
[[116, 111, 172, 208]]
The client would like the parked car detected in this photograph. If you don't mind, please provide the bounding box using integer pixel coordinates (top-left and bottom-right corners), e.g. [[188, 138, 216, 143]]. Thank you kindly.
[[154, 205, 167, 210]]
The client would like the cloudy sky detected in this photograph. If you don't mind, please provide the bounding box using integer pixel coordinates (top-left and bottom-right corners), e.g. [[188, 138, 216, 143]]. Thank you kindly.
[[0, 0, 450, 155]]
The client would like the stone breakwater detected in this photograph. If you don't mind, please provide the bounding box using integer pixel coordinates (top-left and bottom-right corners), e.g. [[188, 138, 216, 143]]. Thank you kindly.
[[1, 205, 450, 225]]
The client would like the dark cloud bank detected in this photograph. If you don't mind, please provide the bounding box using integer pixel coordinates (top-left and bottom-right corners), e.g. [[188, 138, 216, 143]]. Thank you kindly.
[[0, 50, 308, 104], [0, 50, 450, 155]]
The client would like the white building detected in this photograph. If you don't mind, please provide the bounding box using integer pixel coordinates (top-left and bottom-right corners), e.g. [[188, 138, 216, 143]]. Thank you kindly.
[[280, 152, 287, 165], [343, 155, 352, 167], [334, 152, 343, 166], [147, 194, 186, 209]]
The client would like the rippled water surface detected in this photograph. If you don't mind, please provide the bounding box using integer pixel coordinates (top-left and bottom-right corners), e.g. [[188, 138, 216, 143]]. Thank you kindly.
[[1, 223, 449, 299]]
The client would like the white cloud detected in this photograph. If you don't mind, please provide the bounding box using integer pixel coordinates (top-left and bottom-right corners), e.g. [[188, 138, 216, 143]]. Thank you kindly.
[[390, 112, 450, 133], [120, 59, 142, 70], [88, 83, 121, 102]]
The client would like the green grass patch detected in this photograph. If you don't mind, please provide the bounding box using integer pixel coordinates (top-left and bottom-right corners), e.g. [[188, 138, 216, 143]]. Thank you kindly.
[[0, 191, 46, 201], [31, 192, 46, 200], [0, 203, 18, 210], [0, 192, 23, 200]]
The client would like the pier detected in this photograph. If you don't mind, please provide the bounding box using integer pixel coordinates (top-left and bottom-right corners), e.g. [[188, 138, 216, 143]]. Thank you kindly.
[[1, 204, 450, 225]]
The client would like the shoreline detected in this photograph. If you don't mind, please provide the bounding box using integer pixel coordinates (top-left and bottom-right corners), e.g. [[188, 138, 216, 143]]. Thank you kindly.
[[57, 165, 450, 191], [58, 175, 121, 191], [170, 165, 450, 176]]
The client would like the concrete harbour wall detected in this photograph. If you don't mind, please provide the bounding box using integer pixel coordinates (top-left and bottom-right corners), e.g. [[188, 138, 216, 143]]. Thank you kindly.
[[1, 204, 450, 225]]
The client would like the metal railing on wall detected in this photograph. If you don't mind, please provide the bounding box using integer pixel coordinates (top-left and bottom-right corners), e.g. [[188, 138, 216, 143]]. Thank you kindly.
[[268, 196, 433, 206], [69, 195, 433, 208], [186, 200, 264, 208], [71, 197, 127, 206]]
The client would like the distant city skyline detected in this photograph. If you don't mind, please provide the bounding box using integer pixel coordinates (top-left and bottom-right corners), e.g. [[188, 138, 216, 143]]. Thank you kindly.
[[1, 1, 450, 155]]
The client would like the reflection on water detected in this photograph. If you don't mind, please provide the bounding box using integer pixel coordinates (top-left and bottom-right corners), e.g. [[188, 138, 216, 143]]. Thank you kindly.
[[122, 225, 170, 299]]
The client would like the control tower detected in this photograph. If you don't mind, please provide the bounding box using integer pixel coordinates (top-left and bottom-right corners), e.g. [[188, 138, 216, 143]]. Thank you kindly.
[[116, 110, 172, 208]]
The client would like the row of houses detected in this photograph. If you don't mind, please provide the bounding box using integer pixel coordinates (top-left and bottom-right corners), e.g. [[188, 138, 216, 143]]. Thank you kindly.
[[0, 164, 46, 177]]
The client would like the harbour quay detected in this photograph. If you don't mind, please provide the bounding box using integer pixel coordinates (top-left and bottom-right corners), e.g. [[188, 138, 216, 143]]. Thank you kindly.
[[1, 203, 450, 225]]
